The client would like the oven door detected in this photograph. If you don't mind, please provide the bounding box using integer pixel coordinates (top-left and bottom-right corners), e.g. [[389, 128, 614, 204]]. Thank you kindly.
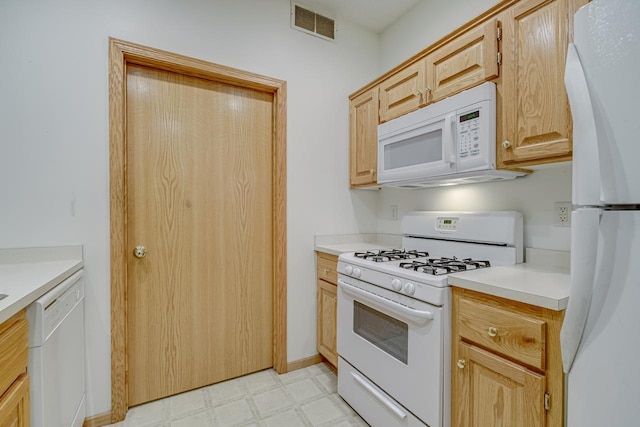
[[377, 112, 457, 184], [337, 277, 447, 427]]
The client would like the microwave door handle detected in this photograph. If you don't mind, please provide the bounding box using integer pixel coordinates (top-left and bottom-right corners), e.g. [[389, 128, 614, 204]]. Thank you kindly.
[[443, 113, 456, 167]]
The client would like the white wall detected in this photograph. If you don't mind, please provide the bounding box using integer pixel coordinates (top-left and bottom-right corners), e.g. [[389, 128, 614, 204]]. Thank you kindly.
[[376, 0, 573, 253], [380, 0, 501, 71], [0, 0, 380, 416], [376, 164, 573, 252]]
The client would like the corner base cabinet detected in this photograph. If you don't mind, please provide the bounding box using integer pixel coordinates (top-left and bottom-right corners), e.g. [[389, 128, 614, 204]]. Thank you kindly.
[[451, 287, 564, 427], [316, 252, 338, 368], [0, 310, 30, 427]]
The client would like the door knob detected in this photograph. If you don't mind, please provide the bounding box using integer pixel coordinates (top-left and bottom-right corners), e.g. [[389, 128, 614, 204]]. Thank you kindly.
[[133, 246, 148, 259], [457, 359, 466, 369], [502, 140, 511, 149]]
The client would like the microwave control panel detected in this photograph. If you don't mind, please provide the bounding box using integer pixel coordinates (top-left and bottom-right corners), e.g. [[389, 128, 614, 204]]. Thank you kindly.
[[457, 110, 481, 159]]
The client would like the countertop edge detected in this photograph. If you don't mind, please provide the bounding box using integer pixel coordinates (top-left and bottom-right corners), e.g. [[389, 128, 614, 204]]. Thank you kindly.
[[0, 260, 84, 324], [450, 276, 568, 311]]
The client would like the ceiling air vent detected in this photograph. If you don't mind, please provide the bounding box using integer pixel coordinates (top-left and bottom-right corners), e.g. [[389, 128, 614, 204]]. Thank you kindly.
[[291, 3, 336, 41]]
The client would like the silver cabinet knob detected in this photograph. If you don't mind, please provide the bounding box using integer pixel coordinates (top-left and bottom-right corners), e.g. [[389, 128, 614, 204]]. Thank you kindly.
[[370, 169, 376, 175], [502, 140, 511, 149], [425, 86, 432, 92], [133, 245, 148, 259], [457, 359, 466, 369], [488, 326, 498, 337]]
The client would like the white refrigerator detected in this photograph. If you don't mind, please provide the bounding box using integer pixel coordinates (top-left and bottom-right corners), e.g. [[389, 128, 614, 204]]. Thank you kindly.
[[561, 0, 640, 426]]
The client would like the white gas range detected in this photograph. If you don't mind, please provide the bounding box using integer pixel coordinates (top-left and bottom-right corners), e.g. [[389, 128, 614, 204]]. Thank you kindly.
[[336, 211, 523, 427]]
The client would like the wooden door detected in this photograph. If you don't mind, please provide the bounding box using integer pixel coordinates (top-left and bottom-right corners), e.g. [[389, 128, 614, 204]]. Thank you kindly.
[[349, 87, 379, 187], [456, 342, 546, 427], [379, 61, 427, 123], [426, 19, 500, 103], [126, 64, 274, 406]]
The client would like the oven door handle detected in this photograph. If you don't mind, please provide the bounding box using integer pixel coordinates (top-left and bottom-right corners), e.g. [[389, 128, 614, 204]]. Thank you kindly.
[[338, 280, 434, 323], [350, 370, 407, 420]]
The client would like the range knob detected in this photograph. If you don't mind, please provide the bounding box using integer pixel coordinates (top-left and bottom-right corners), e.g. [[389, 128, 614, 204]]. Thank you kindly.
[[353, 268, 362, 279], [345, 265, 353, 275], [404, 282, 416, 296], [391, 278, 402, 291]]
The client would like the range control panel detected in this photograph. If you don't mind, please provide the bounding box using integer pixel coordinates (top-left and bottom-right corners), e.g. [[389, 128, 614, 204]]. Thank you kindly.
[[457, 110, 481, 159], [435, 216, 459, 231]]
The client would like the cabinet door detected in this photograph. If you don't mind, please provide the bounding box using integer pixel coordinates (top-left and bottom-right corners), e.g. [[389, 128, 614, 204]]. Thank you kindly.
[[0, 313, 28, 398], [349, 87, 379, 187], [379, 61, 427, 123], [426, 19, 500, 103], [0, 374, 30, 427], [498, 0, 586, 167], [317, 280, 338, 367], [455, 342, 545, 427]]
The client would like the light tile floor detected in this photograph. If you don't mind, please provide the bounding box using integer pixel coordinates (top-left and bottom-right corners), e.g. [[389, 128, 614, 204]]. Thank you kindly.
[[107, 363, 369, 427]]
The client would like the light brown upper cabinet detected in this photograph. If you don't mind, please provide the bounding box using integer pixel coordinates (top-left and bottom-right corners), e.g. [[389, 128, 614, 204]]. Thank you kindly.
[[426, 19, 500, 103], [497, 0, 588, 168], [349, 86, 379, 187], [348, 0, 587, 188], [379, 61, 428, 123]]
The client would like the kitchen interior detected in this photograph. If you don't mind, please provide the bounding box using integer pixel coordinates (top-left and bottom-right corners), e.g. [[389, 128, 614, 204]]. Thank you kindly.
[[0, 0, 638, 426]]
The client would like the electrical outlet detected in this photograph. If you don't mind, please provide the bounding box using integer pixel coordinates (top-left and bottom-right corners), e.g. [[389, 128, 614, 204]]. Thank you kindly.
[[554, 202, 572, 227], [391, 205, 398, 221]]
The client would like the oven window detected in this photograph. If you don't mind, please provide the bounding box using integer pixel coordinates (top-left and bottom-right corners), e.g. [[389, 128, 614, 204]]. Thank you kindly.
[[384, 129, 443, 170], [353, 301, 409, 364]]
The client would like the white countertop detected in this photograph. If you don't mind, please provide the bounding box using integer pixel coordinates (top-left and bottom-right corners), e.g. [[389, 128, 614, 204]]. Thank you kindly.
[[315, 237, 570, 311], [450, 263, 570, 311], [314, 233, 402, 256], [0, 246, 84, 324]]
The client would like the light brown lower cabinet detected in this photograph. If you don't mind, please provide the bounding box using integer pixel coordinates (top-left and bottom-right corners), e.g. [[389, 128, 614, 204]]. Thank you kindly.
[[452, 287, 564, 427], [0, 373, 30, 427], [0, 310, 30, 427], [316, 252, 338, 368]]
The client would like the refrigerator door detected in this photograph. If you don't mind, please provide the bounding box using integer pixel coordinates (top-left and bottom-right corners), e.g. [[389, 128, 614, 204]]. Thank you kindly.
[[560, 208, 602, 372], [572, 0, 640, 204], [564, 43, 601, 207], [566, 210, 640, 426]]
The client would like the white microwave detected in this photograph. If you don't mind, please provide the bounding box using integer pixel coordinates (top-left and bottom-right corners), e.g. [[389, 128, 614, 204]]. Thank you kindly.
[[377, 82, 525, 187]]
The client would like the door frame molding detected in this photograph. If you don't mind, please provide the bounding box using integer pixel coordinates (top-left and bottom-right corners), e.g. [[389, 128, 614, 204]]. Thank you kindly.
[[108, 38, 287, 422]]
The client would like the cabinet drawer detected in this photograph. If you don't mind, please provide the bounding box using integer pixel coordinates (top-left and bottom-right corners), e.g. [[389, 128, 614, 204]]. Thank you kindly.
[[0, 314, 29, 397], [458, 297, 546, 370], [316, 253, 338, 285]]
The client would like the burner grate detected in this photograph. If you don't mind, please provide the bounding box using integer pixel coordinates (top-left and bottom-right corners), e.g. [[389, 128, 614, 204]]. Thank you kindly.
[[354, 249, 429, 262], [399, 257, 491, 275]]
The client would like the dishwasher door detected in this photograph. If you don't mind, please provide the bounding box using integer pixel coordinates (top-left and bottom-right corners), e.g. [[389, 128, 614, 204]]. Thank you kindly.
[[27, 269, 86, 427]]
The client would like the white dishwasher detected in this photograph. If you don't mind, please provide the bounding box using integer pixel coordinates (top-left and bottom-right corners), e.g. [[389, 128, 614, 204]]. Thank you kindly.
[[27, 269, 86, 427]]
